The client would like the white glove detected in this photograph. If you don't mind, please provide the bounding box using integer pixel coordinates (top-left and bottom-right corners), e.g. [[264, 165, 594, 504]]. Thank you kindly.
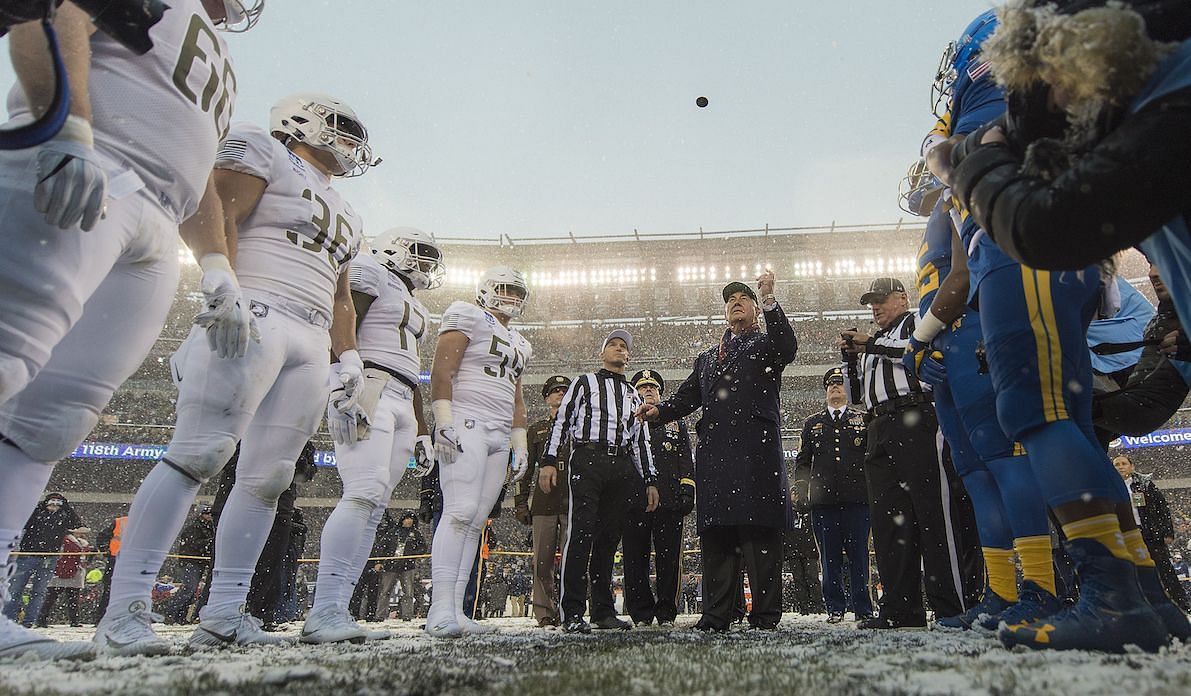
[[509, 427, 529, 483], [432, 399, 461, 466], [34, 115, 107, 231], [413, 435, 435, 476], [194, 254, 257, 359], [326, 388, 370, 445], [333, 349, 365, 412], [326, 399, 358, 445]]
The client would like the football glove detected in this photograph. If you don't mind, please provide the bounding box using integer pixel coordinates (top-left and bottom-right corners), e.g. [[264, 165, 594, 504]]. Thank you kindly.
[[413, 435, 435, 476], [194, 254, 257, 359], [432, 400, 462, 466], [918, 351, 948, 387], [901, 335, 932, 380], [509, 428, 529, 483], [326, 398, 357, 445], [34, 115, 107, 231], [331, 350, 365, 412]]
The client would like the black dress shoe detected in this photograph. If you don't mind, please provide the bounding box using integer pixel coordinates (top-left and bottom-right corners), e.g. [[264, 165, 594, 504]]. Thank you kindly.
[[592, 616, 632, 630], [692, 619, 727, 633], [537, 616, 560, 628], [856, 615, 927, 630], [748, 621, 779, 631], [826, 612, 846, 624], [562, 618, 591, 634]]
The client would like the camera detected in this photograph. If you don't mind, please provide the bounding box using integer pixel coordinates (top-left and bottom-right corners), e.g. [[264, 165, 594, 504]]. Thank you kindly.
[[0, 0, 166, 55]]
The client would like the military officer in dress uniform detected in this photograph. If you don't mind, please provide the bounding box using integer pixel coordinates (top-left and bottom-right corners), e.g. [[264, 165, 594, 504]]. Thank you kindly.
[[622, 370, 695, 627], [794, 368, 873, 622]]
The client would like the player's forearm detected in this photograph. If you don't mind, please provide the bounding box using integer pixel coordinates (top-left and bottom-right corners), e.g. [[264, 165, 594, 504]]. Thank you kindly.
[[412, 387, 429, 436], [10, 4, 94, 120], [329, 277, 357, 358], [512, 387, 528, 429], [179, 175, 231, 262]]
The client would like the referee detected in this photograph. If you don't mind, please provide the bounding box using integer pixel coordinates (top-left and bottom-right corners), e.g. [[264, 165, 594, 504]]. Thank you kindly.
[[539, 329, 659, 634], [839, 277, 980, 629]]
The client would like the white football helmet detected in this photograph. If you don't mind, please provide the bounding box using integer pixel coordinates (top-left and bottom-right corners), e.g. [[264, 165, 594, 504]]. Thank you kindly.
[[897, 158, 944, 217], [270, 93, 379, 178], [219, 1, 265, 32], [476, 267, 529, 319], [371, 227, 445, 290]]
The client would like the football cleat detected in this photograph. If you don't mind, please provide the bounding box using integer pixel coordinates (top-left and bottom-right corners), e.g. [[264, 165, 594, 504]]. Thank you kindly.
[[299, 605, 366, 645], [92, 600, 171, 657], [999, 539, 1168, 653], [978, 580, 1061, 633], [456, 613, 496, 635], [0, 616, 95, 661], [189, 605, 294, 648], [1135, 565, 1191, 642], [937, 586, 1014, 630], [425, 616, 464, 639]]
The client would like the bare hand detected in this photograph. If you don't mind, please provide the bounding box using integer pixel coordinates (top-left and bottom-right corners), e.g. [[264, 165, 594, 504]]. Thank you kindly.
[[636, 404, 660, 422], [756, 269, 775, 297], [1166, 536, 1176, 547], [539, 465, 557, 494], [645, 486, 660, 513]]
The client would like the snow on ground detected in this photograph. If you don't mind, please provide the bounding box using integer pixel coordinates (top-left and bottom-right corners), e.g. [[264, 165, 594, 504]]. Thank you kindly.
[[2, 615, 1190, 696]]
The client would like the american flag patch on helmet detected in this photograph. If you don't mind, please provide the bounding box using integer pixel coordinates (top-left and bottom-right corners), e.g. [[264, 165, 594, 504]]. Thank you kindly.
[[966, 60, 991, 82]]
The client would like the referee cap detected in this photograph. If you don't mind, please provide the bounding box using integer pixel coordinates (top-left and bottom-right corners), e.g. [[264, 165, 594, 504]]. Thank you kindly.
[[860, 277, 906, 305], [630, 369, 665, 394], [602, 329, 633, 352], [541, 375, 571, 399]]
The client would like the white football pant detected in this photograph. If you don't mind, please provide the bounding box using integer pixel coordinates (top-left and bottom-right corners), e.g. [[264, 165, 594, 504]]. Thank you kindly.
[[427, 418, 509, 626], [313, 380, 417, 612], [108, 290, 330, 615], [0, 148, 178, 568]]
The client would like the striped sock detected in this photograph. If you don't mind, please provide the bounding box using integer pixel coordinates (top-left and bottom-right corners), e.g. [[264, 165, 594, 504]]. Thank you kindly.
[[1014, 535, 1056, 595], [984, 547, 1019, 602], [1121, 528, 1156, 568], [1061, 514, 1131, 562]]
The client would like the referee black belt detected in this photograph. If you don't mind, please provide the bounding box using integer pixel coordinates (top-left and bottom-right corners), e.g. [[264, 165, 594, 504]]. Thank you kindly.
[[363, 361, 419, 391], [573, 440, 631, 457], [869, 392, 934, 418]]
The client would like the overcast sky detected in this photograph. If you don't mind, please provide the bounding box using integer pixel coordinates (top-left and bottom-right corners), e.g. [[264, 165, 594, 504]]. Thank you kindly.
[[4, 0, 992, 240]]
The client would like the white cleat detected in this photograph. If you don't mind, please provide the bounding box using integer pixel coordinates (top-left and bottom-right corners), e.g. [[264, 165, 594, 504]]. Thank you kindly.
[[0, 616, 95, 661], [424, 609, 463, 638], [189, 604, 294, 649], [349, 617, 392, 642], [299, 606, 366, 645], [456, 614, 496, 635], [93, 600, 171, 657]]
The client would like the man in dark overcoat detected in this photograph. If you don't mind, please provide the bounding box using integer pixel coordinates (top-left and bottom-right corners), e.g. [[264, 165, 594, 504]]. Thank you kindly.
[[638, 270, 798, 630]]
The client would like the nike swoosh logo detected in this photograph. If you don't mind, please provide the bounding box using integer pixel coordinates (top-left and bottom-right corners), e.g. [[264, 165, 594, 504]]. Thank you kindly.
[[105, 635, 137, 649], [199, 627, 236, 643]]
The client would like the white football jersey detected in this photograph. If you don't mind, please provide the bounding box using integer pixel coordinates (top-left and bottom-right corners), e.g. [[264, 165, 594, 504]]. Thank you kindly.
[[216, 122, 363, 319], [350, 253, 429, 384], [439, 301, 532, 423], [6, 0, 236, 222]]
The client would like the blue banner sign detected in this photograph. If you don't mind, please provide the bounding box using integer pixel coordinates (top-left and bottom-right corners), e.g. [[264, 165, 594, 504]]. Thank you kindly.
[[1113, 428, 1191, 450], [69, 442, 419, 469]]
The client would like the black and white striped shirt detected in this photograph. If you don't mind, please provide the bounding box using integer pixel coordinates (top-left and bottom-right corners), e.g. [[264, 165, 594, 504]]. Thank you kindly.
[[543, 370, 657, 481], [845, 312, 928, 411]]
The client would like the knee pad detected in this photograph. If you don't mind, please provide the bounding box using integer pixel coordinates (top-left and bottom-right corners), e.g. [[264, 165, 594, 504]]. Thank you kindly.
[[340, 471, 388, 506], [165, 434, 240, 483], [0, 354, 32, 406], [340, 494, 382, 519], [235, 459, 298, 504], [442, 509, 483, 538], [968, 422, 1013, 462], [0, 406, 100, 464]]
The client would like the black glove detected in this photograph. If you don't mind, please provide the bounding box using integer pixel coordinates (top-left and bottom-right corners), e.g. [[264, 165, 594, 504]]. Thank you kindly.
[[417, 498, 434, 526], [677, 481, 695, 517]]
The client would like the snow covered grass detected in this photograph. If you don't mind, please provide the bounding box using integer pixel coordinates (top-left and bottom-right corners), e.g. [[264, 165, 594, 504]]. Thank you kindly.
[[2, 615, 1190, 695]]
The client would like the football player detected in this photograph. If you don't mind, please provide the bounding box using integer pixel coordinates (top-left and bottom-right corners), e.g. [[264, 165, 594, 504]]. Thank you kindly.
[[0, 0, 259, 661], [300, 228, 443, 644], [96, 92, 374, 655], [425, 268, 533, 637], [926, 11, 1188, 652]]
